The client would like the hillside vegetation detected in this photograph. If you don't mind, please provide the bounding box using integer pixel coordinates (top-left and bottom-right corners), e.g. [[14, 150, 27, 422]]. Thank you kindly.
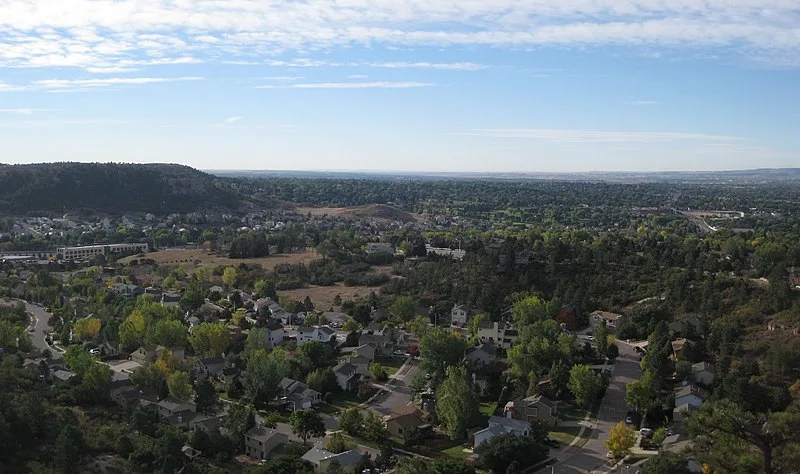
[[0, 162, 240, 215]]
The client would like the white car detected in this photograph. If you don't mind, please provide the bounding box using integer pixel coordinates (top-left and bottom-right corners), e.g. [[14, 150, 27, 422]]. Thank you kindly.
[[88, 348, 101, 356], [584, 335, 595, 341], [640, 428, 653, 437]]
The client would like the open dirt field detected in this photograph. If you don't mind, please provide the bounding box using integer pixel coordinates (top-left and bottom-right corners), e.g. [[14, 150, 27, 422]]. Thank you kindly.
[[122, 248, 318, 272], [279, 282, 385, 310]]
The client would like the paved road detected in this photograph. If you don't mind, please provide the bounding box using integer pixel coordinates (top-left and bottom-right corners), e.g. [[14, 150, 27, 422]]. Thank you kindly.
[[368, 357, 420, 415], [23, 301, 62, 359], [543, 342, 642, 474]]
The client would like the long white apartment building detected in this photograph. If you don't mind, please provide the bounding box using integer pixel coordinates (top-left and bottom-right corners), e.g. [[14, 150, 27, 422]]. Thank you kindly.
[[58, 243, 149, 260]]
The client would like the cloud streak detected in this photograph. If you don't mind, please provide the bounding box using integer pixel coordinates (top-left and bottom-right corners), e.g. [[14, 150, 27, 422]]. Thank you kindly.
[[0, 1, 796, 70], [465, 129, 743, 143], [0, 108, 57, 115], [258, 81, 434, 89], [221, 116, 244, 125]]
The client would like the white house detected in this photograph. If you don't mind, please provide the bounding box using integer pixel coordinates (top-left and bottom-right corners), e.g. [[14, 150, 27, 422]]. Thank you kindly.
[[473, 416, 532, 447], [301, 446, 363, 474], [477, 321, 519, 349], [451, 304, 470, 325], [366, 242, 395, 255], [297, 326, 336, 344], [590, 311, 625, 330], [279, 378, 322, 410], [332, 361, 358, 391]]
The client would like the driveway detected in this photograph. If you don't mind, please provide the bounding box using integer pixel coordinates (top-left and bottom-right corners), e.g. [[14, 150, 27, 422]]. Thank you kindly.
[[541, 342, 642, 473], [23, 301, 63, 359], [367, 357, 420, 416]]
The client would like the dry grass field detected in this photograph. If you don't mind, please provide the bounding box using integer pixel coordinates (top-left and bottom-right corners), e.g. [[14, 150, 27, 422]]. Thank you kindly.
[[295, 204, 420, 223], [122, 248, 318, 272], [279, 282, 383, 310]]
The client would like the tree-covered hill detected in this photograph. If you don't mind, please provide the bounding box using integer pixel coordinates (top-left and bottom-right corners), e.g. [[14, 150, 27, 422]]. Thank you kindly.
[[0, 162, 242, 215]]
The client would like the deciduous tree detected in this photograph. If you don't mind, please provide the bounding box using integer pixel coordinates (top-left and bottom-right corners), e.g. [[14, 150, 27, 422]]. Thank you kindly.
[[420, 327, 467, 376], [605, 421, 636, 459], [339, 408, 364, 436], [290, 409, 326, 445], [390, 295, 418, 322], [436, 365, 480, 439], [568, 364, 603, 408], [73, 317, 101, 341], [189, 322, 231, 357], [167, 371, 193, 401]]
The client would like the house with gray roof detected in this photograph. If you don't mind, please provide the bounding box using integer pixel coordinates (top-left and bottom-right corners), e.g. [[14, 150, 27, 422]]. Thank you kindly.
[[245, 426, 288, 461], [473, 416, 533, 447], [332, 361, 359, 391], [301, 446, 363, 474]]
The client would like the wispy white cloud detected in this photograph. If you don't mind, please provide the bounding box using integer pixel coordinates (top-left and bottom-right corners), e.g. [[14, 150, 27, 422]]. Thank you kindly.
[[34, 76, 203, 90], [347, 74, 369, 79], [0, 108, 58, 115], [366, 61, 486, 70], [85, 66, 140, 74], [258, 81, 434, 89], [464, 129, 743, 143], [221, 116, 244, 125], [0, 1, 796, 70], [628, 100, 660, 105], [262, 76, 305, 82]]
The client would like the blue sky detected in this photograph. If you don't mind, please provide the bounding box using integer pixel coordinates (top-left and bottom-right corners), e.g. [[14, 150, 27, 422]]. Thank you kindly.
[[0, 1, 798, 172]]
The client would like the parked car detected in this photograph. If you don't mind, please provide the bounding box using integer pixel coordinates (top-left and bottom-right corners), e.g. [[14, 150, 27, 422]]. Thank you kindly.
[[584, 335, 594, 341], [625, 415, 633, 424], [88, 348, 101, 356], [634, 346, 644, 353], [44, 307, 51, 312], [640, 428, 653, 437], [544, 438, 560, 448]]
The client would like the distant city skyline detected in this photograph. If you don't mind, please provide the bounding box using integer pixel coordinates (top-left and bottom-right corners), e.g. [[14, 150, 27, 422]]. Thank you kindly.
[[0, 1, 798, 172]]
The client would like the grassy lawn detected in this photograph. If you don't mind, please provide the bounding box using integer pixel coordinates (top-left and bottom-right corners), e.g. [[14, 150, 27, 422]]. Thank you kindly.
[[477, 402, 497, 424], [378, 356, 407, 375], [548, 425, 584, 446], [442, 443, 473, 460], [327, 392, 365, 411]]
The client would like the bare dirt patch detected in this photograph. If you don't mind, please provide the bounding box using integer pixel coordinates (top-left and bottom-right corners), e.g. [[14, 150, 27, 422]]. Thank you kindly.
[[122, 248, 318, 272], [279, 283, 384, 310]]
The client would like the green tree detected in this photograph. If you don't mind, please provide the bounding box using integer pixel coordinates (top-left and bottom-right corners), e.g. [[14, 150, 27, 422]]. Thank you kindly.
[[243, 349, 285, 408], [390, 295, 418, 322], [420, 327, 467, 376], [568, 364, 603, 408], [407, 315, 429, 338], [436, 365, 480, 439], [593, 322, 610, 359], [641, 452, 692, 474], [605, 421, 636, 459], [72, 317, 101, 341], [254, 279, 278, 300], [224, 405, 255, 452], [369, 363, 388, 382], [54, 423, 84, 474], [342, 317, 361, 333], [687, 399, 800, 474], [289, 409, 326, 445], [298, 341, 328, 371], [306, 368, 338, 394], [626, 370, 660, 412], [64, 345, 95, 378], [474, 434, 548, 474], [254, 455, 315, 474], [549, 359, 570, 399], [189, 322, 231, 357], [195, 376, 219, 415], [222, 267, 237, 288], [180, 279, 206, 313], [339, 408, 364, 436], [326, 432, 355, 454], [510, 296, 551, 326], [152, 318, 187, 347], [167, 371, 193, 401], [363, 409, 389, 442], [396, 457, 476, 474], [118, 309, 149, 351]]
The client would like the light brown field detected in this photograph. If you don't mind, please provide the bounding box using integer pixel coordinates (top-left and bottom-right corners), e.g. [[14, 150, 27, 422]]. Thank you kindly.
[[295, 204, 420, 223], [279, 283, 384, 310], [122, 248, 318, 272]]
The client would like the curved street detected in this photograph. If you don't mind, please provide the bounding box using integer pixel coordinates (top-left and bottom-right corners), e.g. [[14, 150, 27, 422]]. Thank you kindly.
[[540, 342, 642, 474], [23, 301, 62, 360]]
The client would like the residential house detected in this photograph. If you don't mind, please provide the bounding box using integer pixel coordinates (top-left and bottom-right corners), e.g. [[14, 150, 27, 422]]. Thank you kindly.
[[673, 403, 700, 423], [322, 311, 349, 328], [187, 316, 201, 333], [674, 384, 705, 408], [111, 386, 158, 408], [130, 345, 158, 365], [358, 333, 395, 357], [472, 373, 491, 397], [366, 242, 395, 255], [504, 394, 558, 426], [385, 406, 428, 438], [161, 291, 181, 306], [332, 361, 359, 391], [477, 321, 519, 350], [279, 378, 322, 410], [352, 344, 376, 362], [111, 283, 144, 298], [244, 426, 288, 461], [349, 355, 373, 377], [514, 250, 534, 267], [451, 304, 470, 325], [474, 416, 533, 447], [217, 367, 241, 386], [690, 362, 715, 386], [156, 397, 197, 419], [466, 342, 498, 371], [590, 311, 625, 330], [301, 447, 363, 474], [195, 356, 226, 377], [298, 326, 336, 344], [52, 369, 76, 385], [671, 338, 695, 361]]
